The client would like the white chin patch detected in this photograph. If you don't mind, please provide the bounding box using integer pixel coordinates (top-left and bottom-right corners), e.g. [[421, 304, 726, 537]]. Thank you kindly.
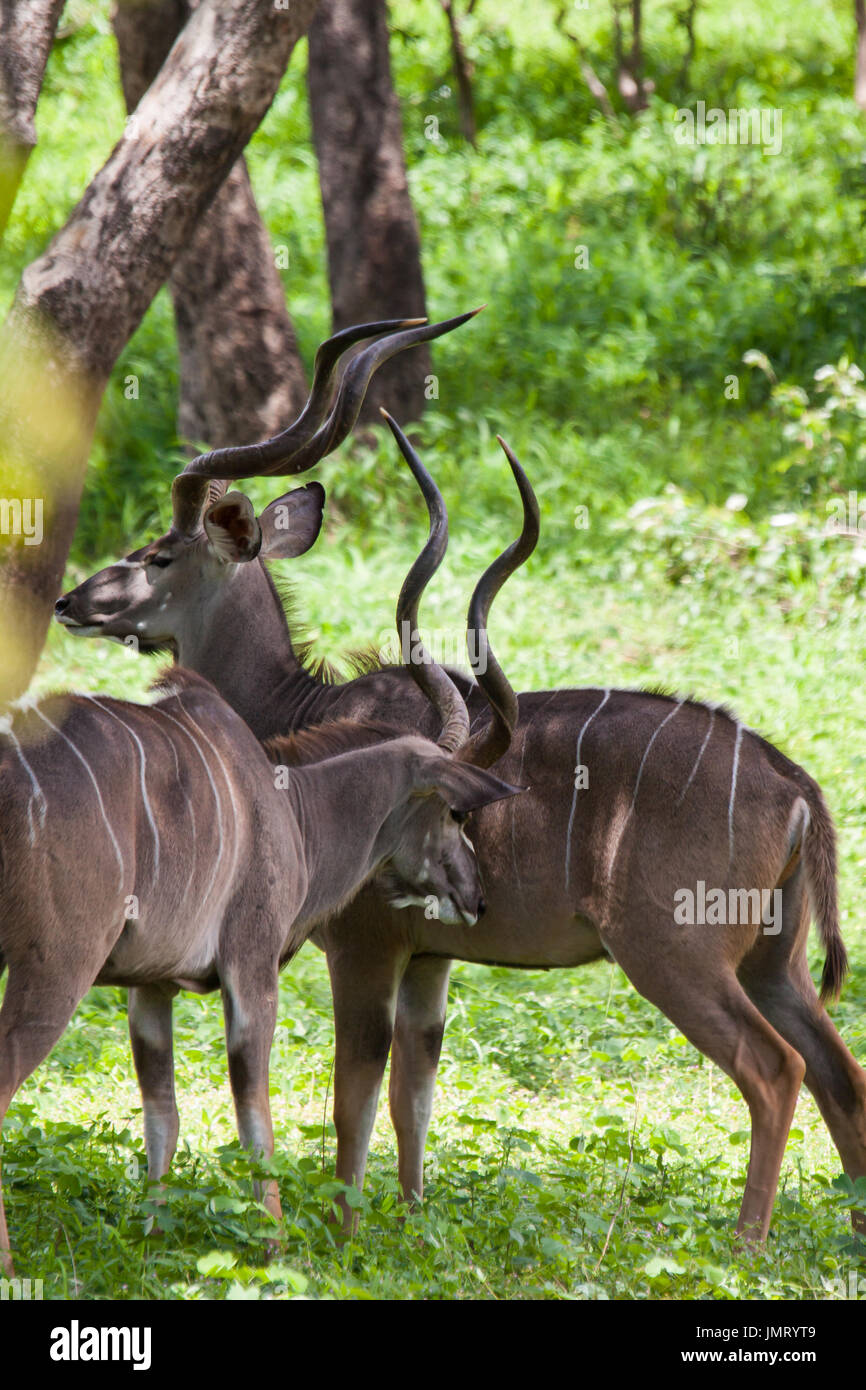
[[58, 622, 103, 638], [389, 895, 428, 911]]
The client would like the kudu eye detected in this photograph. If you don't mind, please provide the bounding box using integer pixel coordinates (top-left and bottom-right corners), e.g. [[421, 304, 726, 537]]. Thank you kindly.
[[450, 809, 469, 825], [148, 554, 172, 569]]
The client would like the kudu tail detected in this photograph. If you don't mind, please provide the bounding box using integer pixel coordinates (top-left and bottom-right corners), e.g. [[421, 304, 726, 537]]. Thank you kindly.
[[801, 779, 847, 1004]]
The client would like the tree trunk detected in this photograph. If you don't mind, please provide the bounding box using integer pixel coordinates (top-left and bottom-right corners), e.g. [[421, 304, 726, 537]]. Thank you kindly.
[[613, 0, 649, 113], [0, 0, 66, 238], [0, 0, 318, 705], [856, 0, 866, 111], [112, 0, 309, 449], [440, 0, 477, 146], [307, 0, 430, 424]]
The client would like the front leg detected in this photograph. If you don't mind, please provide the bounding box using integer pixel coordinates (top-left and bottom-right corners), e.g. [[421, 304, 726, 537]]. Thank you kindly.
[[389, 954, 452, 1205], [221, 959, 282, 1227], [128, 983, 180, 1182]]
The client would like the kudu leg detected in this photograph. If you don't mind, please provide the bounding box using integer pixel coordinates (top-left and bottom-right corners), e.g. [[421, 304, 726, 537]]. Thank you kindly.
[[327, 942, 406, 1231], [128, 983, 180, 1183], [221, 959, 283, 1229], [607, 934, 805, 1242], [0, 963, 99, 1275], [740, 876, 866, 1234], [388, 955, 452, 1205]]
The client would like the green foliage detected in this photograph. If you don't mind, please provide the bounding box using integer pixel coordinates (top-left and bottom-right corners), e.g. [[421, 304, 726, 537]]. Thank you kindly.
[[3, 2, 866, 558]]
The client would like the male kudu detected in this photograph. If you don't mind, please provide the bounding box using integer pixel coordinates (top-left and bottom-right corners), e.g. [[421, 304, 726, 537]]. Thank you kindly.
[[1, 438, 530, 1273], [59, 316, 866, 1243]]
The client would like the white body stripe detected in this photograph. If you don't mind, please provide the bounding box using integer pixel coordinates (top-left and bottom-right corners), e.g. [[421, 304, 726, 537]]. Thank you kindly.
[[86, 698, 160, 880], [606, 698, 684, 881], [509, 691, 557, 901], [151, 705, 227, 911], [728, 721, 744, 866], [31, 706, 125, 889], [0, 717, 48, 845], [175, 700, 241, 890], [676, 708, 716, 806], [564, 688, 610, 894]]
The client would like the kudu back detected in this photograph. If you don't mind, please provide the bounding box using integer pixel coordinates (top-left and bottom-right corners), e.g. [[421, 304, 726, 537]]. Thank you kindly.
[[58, 315, 866, 1244]]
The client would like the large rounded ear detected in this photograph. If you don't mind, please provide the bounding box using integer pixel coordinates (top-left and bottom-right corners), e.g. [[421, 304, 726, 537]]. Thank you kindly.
[[416, 757, 525, 814], [203, 491, 262, 563], [258, 482, 326, 560]]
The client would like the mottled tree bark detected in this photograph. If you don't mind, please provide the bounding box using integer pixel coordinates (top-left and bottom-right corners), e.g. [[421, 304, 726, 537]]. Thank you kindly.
[[307, 0, 430, 423], [0, 0, 66, 237], [112, 0, 308, 449], [0, 0, 318, 704]]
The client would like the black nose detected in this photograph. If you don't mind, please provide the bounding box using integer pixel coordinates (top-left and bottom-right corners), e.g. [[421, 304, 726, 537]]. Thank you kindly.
[[477, 897, 487, 919], [54, 595, 70, 614]]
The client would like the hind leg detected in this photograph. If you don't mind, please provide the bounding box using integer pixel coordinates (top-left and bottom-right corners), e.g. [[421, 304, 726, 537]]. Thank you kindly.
[[740, 870, 866, 1233], [0, 963, 100, 1275], [326, 930, 407, 1232], [607, 924, 806, 1242], [128, 984, 180, 1183]]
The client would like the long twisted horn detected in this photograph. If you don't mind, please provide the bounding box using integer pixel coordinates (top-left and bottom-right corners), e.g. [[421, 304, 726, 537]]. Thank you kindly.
[[171, 309, 481, 534], [456, 436, 539, 768], [382, 410, 471, 754]]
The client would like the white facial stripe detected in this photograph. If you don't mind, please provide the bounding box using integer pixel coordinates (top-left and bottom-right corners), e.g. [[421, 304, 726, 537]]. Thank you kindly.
[[564, 688, 610, 894], [31, 706, 125, 890], [152, 705, 225, 910], [86, 698, 160, 881], [606, 698, 685, 882], [677, 708, 716, 807], [728, 721, 744, 867], [0, 718, 48, 846]]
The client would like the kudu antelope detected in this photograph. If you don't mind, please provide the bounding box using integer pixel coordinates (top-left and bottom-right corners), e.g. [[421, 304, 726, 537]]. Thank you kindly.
[[59, 317, 866, 1244], [1, 443, 529, 1275]]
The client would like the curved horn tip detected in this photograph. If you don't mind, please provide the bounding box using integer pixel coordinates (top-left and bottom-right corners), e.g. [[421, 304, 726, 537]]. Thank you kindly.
[[400, 317, 428, 327], [495, 434, 523, 474]]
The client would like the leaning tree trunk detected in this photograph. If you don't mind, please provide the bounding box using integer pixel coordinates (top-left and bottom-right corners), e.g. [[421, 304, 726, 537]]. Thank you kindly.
[[112, 0, 309, 449], [0, 0, 318, 706], [307, 0, 430, 424], [0, 0, 66, 238]]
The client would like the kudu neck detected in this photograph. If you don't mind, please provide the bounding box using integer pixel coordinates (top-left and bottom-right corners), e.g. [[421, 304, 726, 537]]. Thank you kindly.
[[287, 742, 412, 931], [174, 560, 320, 741]]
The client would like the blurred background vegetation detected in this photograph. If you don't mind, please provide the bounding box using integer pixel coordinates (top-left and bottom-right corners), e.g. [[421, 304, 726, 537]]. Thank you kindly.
[[3, 0, 866, 566], [5, 0, 866, 1298]]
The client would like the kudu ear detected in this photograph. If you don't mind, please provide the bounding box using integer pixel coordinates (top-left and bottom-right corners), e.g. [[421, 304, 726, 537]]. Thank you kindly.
[[204, 491, 262, 563], [418, 757, 525, 814], [258, 482, 326, 560]]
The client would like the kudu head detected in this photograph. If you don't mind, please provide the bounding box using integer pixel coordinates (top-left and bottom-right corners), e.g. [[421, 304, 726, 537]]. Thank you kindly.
[[345, 411, 538, 925], [55, 312, 479, 653]]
